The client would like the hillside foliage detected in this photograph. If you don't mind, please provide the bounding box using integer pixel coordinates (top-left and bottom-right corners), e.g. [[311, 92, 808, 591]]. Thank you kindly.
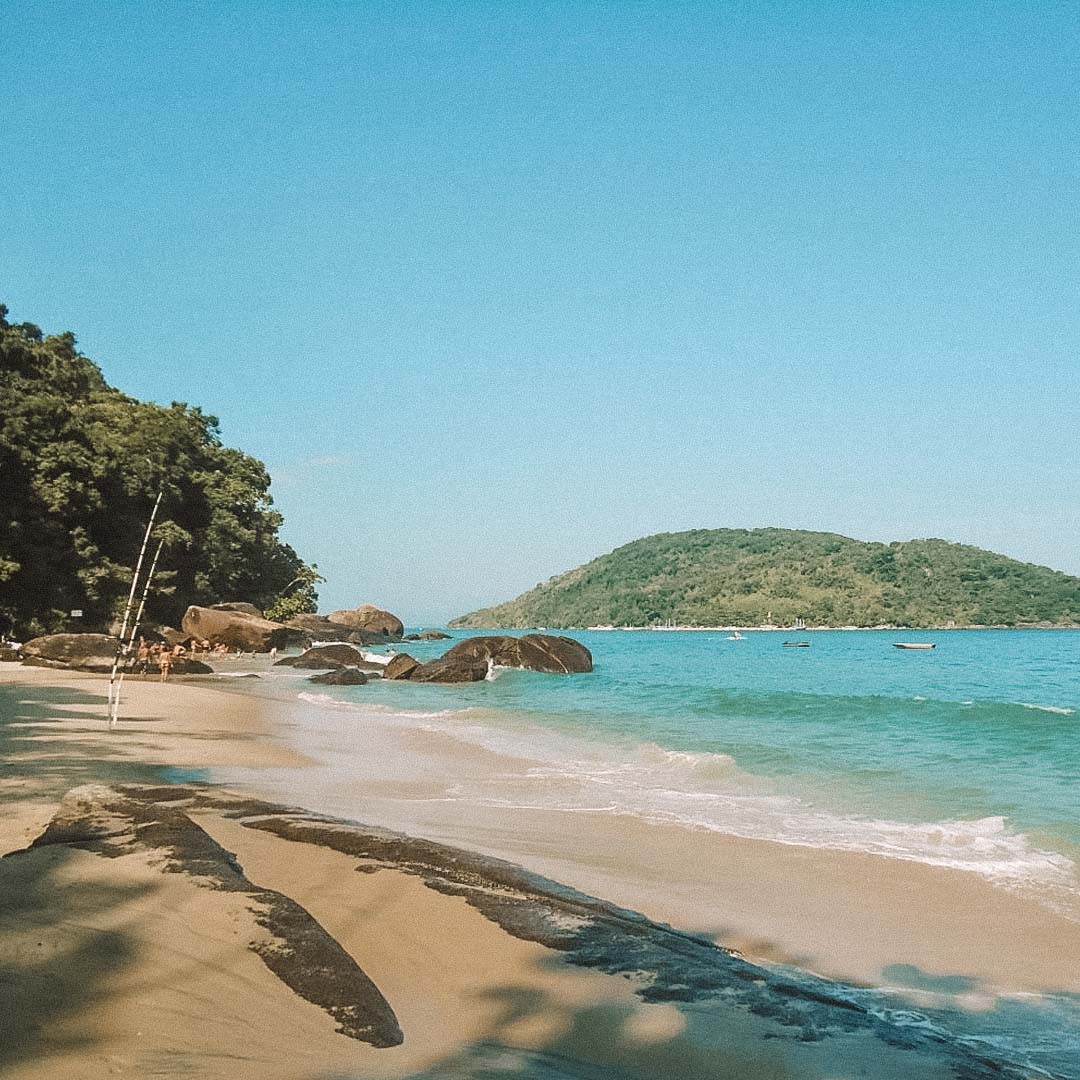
[[451, 529, 1080, 629], [0, 304, 316, 637]]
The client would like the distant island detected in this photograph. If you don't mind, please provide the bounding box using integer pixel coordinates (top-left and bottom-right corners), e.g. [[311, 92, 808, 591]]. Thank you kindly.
[[451, 529, 1080, 629]]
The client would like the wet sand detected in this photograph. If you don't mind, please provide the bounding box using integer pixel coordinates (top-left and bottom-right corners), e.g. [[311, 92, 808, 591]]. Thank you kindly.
[[0, 665, 1072, 1079]]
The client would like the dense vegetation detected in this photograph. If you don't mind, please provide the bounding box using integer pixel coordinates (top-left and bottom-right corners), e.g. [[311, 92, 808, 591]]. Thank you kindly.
[[452, 529, 1080, 629], [0, 304, 317, 637]]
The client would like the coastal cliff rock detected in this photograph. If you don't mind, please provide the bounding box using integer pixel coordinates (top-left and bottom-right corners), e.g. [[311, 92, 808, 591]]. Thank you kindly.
[[410, 657, 488, 683], [326, 605, 404, 640], [19, 633, 120, 672], [283, 614, 391, 645], [445, 634, 593, 674], [383, 654, 421, 680], [308, 667, 368, 685], [181, 606, 295, 652]]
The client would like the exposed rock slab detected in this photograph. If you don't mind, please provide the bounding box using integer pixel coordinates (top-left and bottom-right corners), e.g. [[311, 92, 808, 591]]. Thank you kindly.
[[27, 785, 402, 1048], [284, 614, 391, 645], [19, 633, 120, 672], [410, 657, 488, 683], [383, 654, 421, 681]]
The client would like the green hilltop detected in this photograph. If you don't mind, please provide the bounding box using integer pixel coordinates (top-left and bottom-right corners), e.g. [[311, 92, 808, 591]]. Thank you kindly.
[[451, 529, 1080, 629]]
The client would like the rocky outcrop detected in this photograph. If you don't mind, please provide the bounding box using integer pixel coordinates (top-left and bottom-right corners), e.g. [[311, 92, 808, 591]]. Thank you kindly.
[[168, 657, 214, 675], [444, 634, 592, 674], [326, 605, 404, 640], [19, 633, 121, 672], [181, 606, 296, 652], [410, 657, 488, 683], [211, 602, 264, 618], [308, 667, 368, 686], [283, 614, 391, 646], [383, 654, 421, 681], [403, 630, 452, 641], [0, 646, 20, 662], [274, 643, 365, 668]]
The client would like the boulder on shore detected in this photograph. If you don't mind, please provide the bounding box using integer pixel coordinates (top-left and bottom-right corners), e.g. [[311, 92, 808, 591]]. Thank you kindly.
[[327, 605, 404, 640], [444, 634, 592, 674], [383, 653, 422, 681], [19, 634, 121, 672], [274, 644, 367, 670], [307, 667, 368, 686], [283, 614, 391, 645], [410, 657, 488, 683], [181, 606, 295, 653], [404, 630, 452, 641]]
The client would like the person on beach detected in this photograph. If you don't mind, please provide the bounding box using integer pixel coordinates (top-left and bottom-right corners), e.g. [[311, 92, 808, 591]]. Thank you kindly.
[[158, 647, 173, 682], [136, 637, 151, 676]]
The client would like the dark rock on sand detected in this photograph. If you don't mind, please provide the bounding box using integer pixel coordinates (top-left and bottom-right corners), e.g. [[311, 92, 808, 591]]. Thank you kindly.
[[383, 653, 422, 680], [181, 606, 296, 653], [404, 630, 452, 641], [169, 657, 214, 675], [411, 656, 488, 683], [445, 633, 593, 674], [308, 667, 368, 686], [326, 605, 404, 640], [0, 646, 20, 662], [32, 785, 403, 1048], [211, 602, 264, 618], [19, 633, 120, 672]]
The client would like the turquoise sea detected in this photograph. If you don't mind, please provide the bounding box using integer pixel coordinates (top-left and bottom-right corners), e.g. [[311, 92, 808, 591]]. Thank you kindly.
[[224, 628, 1080, 1077]]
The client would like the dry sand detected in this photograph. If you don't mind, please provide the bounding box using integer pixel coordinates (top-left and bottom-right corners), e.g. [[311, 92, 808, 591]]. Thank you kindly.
[[0, 665, 1069, 1079]]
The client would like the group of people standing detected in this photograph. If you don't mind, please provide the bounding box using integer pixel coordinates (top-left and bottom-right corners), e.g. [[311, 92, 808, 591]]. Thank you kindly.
[[132, 637, 235, 681]]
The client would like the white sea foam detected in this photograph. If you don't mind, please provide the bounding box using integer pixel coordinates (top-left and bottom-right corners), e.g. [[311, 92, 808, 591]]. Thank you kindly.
[[288, 690, 1076, 896], [1019, 703, 1075, 716]]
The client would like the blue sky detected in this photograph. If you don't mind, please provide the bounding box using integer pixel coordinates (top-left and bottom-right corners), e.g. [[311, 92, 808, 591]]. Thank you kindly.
[[3, 2, 1078, 622]]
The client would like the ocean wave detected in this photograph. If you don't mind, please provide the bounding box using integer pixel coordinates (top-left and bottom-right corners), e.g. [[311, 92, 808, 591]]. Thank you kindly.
[[1019, 703, 1075, 716], [295, 692, 466, 721]]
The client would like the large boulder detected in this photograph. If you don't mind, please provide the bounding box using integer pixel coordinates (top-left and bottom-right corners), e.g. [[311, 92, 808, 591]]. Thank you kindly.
[[19, 634, 120, 672], [274, 644, 366, 670], [283, 614, 391, 645], [181, 606, 294, 653], [410, 657, 488, 683], [168, 657, 214, 676], [327, 605, 404, 640], [404, 630, 452, 641], [210, 602, 264, 618], [383, 653, 422, 681], [444, 634, 592, 674], [308, 667, 368, 686]]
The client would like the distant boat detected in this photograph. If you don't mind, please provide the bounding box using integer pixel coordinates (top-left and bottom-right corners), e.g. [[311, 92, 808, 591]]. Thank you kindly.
[[782, 641, 810, 648], [726, 631, 744, 640], [893, 642, 936, 650]]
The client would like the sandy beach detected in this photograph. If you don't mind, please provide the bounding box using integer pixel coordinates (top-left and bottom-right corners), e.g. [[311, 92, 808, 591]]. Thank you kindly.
[[1, 665, 1075, 1079]]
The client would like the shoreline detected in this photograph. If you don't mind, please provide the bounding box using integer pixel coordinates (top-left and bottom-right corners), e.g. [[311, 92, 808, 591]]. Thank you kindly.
[[2, 665, 1077, 1078]]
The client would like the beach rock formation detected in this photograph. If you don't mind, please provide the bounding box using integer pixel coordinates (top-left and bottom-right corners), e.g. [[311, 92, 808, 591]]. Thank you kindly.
[[181, 606, 297, 652], [410, 657, 488, 683], [275, 644, 367, 669], [445, 634, 593, 674], [308, 667, 368, 686], [383, 653, 422, 680], [0, 646, 20, 662], [283, 613, 391, 645], [19, 633, 120, 672], [404, 630, 452, 641], [327, 605, 404, 640], [167, 657, 214, 675], [211, 602, 264, 618]]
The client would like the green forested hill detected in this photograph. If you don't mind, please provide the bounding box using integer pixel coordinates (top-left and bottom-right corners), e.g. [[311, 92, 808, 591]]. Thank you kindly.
[[0, 304, 317, 637], [451, 529, 1080, 629]]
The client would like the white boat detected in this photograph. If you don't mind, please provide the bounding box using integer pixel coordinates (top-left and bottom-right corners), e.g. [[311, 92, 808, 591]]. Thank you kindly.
[[726, 631, 744, 640], [893, 642, 936, 650]]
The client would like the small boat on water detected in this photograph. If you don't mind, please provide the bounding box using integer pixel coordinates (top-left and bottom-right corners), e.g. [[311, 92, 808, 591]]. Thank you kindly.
[[726, 631, 744, 640], [782, 641, 810, 648], [893, 642, 936, 650]]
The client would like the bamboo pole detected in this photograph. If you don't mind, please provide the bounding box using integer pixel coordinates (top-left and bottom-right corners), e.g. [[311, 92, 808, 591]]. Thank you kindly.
[[107, 489, 163, 721], [109, 536, 165, 729]]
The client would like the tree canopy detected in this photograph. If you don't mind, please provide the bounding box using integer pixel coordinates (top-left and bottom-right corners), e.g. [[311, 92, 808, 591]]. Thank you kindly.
[[0, 304, 317, 637], [451, 528, 1080, 629]]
